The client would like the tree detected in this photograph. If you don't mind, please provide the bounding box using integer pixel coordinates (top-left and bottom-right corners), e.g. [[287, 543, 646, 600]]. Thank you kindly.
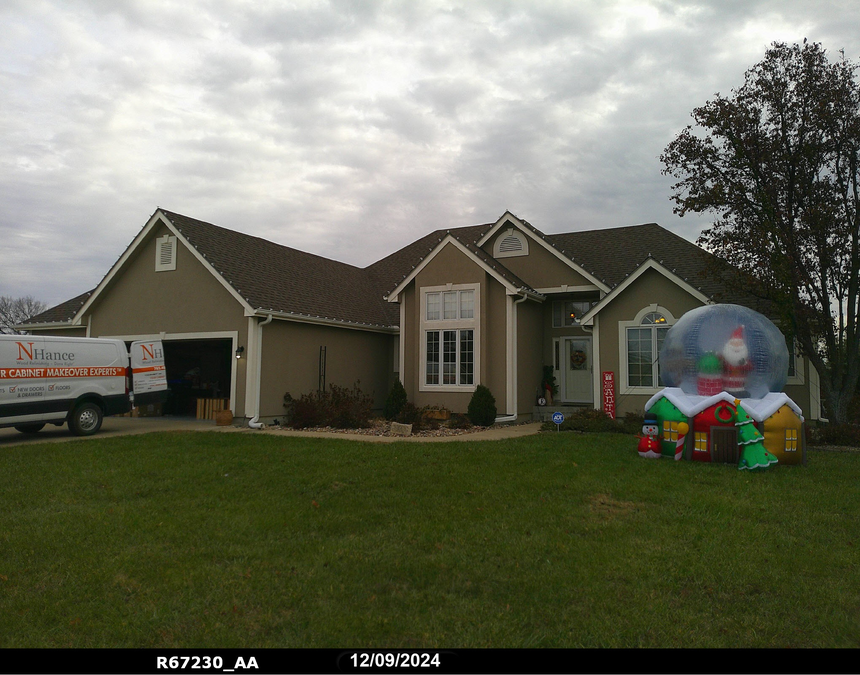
[[0, 296, 47, 335], [661, 41, 860, 424]]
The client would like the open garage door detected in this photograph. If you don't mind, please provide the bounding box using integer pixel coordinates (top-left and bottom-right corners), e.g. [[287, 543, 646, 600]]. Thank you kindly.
[[163, 339, 233, 417]]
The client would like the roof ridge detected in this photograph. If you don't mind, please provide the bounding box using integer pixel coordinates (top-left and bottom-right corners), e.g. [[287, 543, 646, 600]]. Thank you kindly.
[[159, 208, 369, 273]]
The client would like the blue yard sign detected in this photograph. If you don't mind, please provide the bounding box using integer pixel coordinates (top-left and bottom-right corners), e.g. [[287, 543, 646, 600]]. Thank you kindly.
[[552, 412, 564, 430]]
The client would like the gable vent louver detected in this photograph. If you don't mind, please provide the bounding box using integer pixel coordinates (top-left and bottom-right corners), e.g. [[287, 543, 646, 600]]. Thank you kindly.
[[494, 229, 528, 259], [155, 234, 177, 272], [499, 235, 524, 253]]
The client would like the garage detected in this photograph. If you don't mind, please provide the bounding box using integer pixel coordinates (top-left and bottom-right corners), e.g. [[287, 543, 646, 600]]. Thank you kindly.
[[162, 338, 234, 417]]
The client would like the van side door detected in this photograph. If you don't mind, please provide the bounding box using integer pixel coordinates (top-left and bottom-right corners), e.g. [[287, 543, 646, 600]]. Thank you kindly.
[[129, 340, 168, 408]]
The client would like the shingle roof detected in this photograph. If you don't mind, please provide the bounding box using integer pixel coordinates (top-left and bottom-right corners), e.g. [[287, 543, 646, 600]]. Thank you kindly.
[[28, 210, 762, 329], [160, 210, 396, 329], [367, 222, 541, 301], [20, 290, 92, 326]]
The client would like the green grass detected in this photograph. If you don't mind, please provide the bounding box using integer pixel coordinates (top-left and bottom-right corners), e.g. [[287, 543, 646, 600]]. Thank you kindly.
[[1, 430, 859, 648]]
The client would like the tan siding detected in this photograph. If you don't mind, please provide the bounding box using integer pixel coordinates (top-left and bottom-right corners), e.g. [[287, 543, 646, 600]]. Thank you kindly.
[[482, 278, 507, 411], [258, 320, 395, 418], [87, 224, 247, 338], [31, 327, 88, 338], [485, 228, 592, 289], [517, 299, 544, 416]]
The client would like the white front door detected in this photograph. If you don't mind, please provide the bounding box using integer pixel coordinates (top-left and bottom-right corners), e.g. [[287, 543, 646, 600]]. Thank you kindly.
[[557, 337, 593, 403]]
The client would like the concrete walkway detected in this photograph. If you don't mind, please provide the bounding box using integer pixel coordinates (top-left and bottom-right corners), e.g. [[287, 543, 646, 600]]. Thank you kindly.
[[0, 416, 543, 447]]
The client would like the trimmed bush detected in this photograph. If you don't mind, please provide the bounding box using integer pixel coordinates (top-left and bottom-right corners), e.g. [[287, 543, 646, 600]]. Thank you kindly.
[[467, 385, 497, 427], [383, 379, 408, 420]]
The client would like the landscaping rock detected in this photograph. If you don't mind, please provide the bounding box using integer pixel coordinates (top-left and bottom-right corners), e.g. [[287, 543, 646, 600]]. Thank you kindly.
[[391, 422, 412, 436]]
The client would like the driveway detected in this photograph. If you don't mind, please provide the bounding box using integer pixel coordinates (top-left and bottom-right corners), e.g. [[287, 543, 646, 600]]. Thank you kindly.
[[0, 416, 226, 447]]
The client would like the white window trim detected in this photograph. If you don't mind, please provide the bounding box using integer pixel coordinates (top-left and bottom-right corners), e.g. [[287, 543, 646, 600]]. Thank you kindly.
[[618, 304, 676, 396], [419, 283, 480, 392]]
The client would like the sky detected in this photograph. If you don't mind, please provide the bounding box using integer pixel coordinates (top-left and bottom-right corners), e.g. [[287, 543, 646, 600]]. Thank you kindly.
[[2, 0, 859, 309]]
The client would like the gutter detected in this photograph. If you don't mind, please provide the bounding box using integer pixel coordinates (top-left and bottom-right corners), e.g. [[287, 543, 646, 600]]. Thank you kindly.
[[248, 313, 274, 429]]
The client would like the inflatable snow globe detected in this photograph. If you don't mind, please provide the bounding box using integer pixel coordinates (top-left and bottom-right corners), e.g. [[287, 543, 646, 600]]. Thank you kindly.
[[658, 304, 789, 399]]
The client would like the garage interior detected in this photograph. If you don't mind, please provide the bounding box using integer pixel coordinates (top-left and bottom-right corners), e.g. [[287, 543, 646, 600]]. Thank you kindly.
[[161, 339, 233, 417]]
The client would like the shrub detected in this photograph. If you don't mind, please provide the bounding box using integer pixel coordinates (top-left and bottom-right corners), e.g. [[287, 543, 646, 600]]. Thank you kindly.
[[447, 413, 473, 430], [383, 379, 408, 420], [808, 423, 860, 448], [621, 411, 645, 435], [467, 385, 497, 427], [395, 402, 424, 431], [328, 382, 374, 429], [283, 381, 374, 429], [542, 407, 621, 433]]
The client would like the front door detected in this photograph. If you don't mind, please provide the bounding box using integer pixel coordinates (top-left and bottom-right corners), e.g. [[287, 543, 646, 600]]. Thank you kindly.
[[561, 337, 593, 403]]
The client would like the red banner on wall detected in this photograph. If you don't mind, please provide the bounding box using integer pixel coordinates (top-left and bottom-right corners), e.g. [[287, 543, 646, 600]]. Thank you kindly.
[[602, 371, 616, 419]]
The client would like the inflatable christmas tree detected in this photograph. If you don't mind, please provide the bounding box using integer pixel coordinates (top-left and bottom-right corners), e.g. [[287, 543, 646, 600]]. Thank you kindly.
[[735, 399, 778, 471]]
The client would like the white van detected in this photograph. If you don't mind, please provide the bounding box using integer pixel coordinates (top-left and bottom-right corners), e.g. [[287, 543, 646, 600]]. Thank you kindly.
[[0, 335, 168, 436]]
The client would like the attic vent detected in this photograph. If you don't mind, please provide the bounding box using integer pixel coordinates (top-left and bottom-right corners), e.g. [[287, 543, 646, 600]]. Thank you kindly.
[[155, 234, 177, 272], [493, 228, 528, 259], [499, 236, 523, 253]]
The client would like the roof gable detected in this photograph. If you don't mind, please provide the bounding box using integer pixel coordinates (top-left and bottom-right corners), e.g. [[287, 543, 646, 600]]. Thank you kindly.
[[579, 258, 710, 325], [477, 212, 610, 293], [384, 233, 543, 303]]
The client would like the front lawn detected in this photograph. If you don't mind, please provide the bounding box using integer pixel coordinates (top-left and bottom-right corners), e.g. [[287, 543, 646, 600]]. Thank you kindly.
[[1, 430, 858, 648]]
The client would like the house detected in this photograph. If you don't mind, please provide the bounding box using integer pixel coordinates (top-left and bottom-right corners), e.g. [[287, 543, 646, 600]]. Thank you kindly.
[[21, 208, 824, 425]]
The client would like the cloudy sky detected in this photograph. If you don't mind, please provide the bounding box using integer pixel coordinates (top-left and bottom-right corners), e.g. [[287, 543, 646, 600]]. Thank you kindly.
[[2, 0, 859, 308]]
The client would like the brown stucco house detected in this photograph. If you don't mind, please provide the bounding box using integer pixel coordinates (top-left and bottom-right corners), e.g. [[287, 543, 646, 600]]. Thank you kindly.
[[21, 208, 823, 425]]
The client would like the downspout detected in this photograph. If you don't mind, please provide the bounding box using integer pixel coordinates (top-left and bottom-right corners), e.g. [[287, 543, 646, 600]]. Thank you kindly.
[[495, 294, 530, 424], [248, 313, 274, 429]]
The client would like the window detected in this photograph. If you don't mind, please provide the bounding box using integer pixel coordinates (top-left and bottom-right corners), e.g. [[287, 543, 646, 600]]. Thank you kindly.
[[663, 421, 679, 442], [552, 300, 594, 327], [425, 289, 474, 322], [620, 307, 674, 391], [694, 432, 708, 453], [626, 312, 669, 387], [785, 429, 798, 452], [420, 284, 479, 390]]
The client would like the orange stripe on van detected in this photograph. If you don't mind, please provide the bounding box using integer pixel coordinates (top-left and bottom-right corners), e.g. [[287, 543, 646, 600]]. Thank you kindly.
[[0, 367, 126, 380], [132, 366, 166, 374]]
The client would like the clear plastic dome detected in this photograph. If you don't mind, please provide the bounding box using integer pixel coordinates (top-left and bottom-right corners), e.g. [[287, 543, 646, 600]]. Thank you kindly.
[[659, 304, 789, 399]]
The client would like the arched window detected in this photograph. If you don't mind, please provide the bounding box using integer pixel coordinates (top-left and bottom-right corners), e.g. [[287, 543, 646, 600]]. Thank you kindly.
[[624, 308, 672, 388]]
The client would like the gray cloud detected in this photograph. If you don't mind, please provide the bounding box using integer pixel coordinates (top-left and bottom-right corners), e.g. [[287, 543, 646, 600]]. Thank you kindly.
[[2, 0, 859, 306]]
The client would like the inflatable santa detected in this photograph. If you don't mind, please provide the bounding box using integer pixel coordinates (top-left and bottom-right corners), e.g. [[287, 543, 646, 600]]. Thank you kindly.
[[722, 326, 753, 397]]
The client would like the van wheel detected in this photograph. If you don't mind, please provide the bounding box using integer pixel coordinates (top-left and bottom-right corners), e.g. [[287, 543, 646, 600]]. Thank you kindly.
[[69, 402, 103, 436], [14, 424, 45, 434]]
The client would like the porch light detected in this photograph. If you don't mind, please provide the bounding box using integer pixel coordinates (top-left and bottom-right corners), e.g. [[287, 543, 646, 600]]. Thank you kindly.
[[235, 346, 245, 359]]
